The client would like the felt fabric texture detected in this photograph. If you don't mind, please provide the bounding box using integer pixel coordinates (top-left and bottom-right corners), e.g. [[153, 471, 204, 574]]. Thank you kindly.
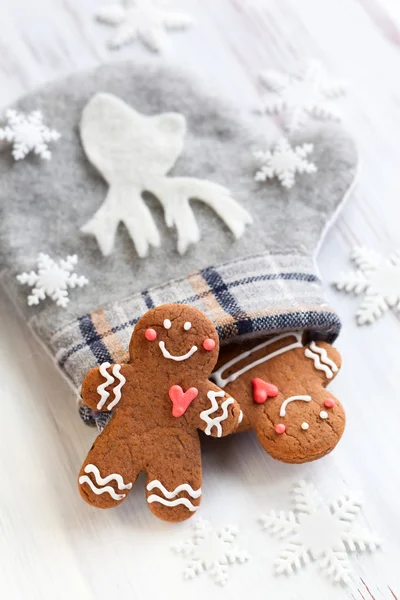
[[0, 61, 358, 399], [80, 92, 252, 257]]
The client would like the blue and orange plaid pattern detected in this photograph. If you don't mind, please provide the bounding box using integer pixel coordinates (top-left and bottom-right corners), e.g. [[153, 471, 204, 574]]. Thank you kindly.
[[49, 251, 340, 394]]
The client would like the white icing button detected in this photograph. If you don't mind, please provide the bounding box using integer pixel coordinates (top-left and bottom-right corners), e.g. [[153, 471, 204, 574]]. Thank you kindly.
[[319, 410, 328, 419], [301, 422, 309, 430], [164, 319, 172, 329], [184, 321, 192, 331]]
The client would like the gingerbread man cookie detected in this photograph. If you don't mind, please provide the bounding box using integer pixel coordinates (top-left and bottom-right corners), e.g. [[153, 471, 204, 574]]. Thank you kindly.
[[78, 304, 240, 522], [212, 333, 345, 463]]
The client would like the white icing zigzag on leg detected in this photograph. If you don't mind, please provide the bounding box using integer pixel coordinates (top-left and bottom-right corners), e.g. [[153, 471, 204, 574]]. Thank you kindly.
[[146, 480, 201, 499], [83, 464, 132, 490], [79, 465, 132, 501], [200, 390, 234, 437], [146, 480, 201, 512], [79, 476, 126, 501], [304, 342, 338, 379], [96, 362, 126, 410], [147, 496, 199, 511]]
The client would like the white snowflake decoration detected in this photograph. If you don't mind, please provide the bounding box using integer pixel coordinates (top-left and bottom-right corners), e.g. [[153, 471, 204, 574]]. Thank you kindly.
[[254, 138, 317, 189], [17, 253, 88, 308], [259, 61, 347, 133], [0, 109, 60, 160], [172, 519, 250, 586], [260, 480, 381, 585], [334, 246, 400, 325], [96, 0, 193, 52]]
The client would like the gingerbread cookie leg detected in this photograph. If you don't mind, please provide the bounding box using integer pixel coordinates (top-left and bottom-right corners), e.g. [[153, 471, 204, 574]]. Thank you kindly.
[[78, 427, 139, 509], [144, 431, 202, 523]]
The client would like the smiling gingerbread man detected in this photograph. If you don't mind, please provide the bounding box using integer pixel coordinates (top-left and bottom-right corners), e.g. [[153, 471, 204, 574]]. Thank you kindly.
[[78, 304, 240, 522]]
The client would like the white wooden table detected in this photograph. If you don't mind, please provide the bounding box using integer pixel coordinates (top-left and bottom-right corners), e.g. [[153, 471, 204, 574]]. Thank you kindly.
[[1, 1, 400, 598]]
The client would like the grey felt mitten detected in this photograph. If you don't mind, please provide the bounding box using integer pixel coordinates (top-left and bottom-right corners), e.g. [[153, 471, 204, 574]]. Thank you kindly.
[[0, 62, 357, 426]]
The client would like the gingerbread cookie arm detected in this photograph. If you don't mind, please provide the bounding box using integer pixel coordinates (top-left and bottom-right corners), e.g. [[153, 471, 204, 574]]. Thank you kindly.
[[188, 382, 241, 438], [78, 427, 140, 509], [81, 363, 131, 411]]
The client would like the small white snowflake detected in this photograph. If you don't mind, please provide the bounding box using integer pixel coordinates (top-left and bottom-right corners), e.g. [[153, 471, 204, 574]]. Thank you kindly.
[[254, 138, 317, 189], [260, 480, 381, 585], [334, 246, 400, 325], [259, 61, 347, 133], [17, 253, 88, 308], [172, 519, 250, 586], [96, 0, 193, 52], [0, 109, 60, 161]]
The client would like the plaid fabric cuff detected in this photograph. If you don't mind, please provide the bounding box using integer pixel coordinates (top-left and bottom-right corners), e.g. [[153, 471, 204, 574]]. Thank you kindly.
[[48, 251, 340, 391]]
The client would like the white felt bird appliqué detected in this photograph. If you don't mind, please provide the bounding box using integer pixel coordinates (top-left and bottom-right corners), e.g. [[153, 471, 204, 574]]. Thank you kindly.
[[80, 93, 253, 257]]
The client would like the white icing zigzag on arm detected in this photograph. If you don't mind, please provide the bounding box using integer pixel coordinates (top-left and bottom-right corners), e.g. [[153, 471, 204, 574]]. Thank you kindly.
[[96, 362, 126, 410], [146, 480, 201, 499], [107, 365, 126, 410], [304, 341, 338, 379], [97, 362, 113, 409], [83, 464, 132, 490], [200, 390, 234, 437]]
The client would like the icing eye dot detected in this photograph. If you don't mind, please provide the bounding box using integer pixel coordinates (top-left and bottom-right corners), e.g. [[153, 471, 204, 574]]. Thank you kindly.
[[145, 328, 157, 341], [301, 422, 309, 431], [203, 338, 216, 351], [163, 319, 172, 330], [319, 410, 328, 419], [275, 423, 286, 434], [324, 398, 335, 409], [184, 321, 192, 331]]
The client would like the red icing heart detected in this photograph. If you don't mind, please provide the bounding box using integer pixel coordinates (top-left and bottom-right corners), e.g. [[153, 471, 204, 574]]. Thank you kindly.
[[169, 385, 199, 417], [252, 378, 279, 404]]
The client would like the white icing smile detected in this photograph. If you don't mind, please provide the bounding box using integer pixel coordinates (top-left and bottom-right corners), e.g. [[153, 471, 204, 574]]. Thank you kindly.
[[159, 340, 198, 362]]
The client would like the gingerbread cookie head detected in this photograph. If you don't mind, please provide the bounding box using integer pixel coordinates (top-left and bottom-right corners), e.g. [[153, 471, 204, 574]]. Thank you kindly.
[[130, 304, 219, 378], [213, 334, 345, 464], [254, 354, 345, 464]]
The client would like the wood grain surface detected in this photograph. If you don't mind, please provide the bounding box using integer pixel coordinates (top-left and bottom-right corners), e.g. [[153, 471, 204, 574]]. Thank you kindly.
[[0, 1, 399, 599]]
